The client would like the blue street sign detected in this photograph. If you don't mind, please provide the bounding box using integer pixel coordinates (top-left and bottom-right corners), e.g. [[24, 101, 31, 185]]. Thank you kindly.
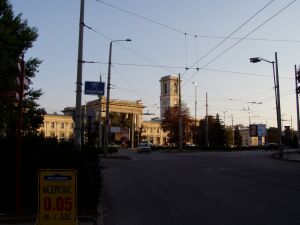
[[84, 81, 105, 96]]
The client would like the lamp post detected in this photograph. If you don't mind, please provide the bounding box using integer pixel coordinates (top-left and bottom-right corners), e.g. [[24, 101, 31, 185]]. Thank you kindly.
[[250, 52, 283, 157], [103, 39, 131, 157], [222, 110, 227, 126], [192, 82, 198, 144]]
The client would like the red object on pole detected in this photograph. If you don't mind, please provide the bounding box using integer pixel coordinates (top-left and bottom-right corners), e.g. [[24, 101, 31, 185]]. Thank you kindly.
[[16, 54, 25, 215]]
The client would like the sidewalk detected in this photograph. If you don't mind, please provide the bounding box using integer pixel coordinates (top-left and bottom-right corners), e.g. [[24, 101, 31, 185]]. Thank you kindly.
[[271, 149, 300, 162], [0, 215, 99, 225]]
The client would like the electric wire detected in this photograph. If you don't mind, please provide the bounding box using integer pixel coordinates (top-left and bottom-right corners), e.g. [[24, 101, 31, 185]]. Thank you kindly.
[[81, 60, 293, 80], [83, 22, 175, 74], [182, 0, 274, 76], [94, 0, 300, 44], [183, 0, 297, 85]]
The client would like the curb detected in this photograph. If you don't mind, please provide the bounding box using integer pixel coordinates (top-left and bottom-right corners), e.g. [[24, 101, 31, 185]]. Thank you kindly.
[[270, 152, 300, 163]]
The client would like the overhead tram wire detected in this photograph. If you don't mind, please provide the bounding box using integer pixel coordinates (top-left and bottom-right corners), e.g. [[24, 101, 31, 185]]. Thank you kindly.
[[81, 60, 292, 80], [94, 0, 300, 44], [183, 0, 297, 85], [82, 22, 175, 74], [182, 0, 274, 81]]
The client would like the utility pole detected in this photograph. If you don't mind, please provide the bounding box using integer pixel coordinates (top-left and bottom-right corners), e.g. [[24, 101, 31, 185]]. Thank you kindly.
[[178, 74, 183, 152], [74, 0, 85, 148], [275, 52, 283, 157], [98, 75, 103, 148], [131, 109, 135, 148], [222, 110, 227, 126], [294, 65, 300, 152], [16, 54, 24, 215], [206, 93, 209, 148], [231, 114, 234, 147], [193, 82, 198, 144]]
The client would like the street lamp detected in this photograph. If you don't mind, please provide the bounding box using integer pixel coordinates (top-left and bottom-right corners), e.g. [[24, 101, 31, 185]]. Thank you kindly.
[[250, 52, 283, 157], [192, 82, 198, 144], [222, 110, 227, 126], [104, 39, 132, 157]]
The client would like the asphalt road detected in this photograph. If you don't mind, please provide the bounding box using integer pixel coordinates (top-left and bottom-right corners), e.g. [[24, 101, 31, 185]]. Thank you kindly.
[[101, 150, 300, 225]]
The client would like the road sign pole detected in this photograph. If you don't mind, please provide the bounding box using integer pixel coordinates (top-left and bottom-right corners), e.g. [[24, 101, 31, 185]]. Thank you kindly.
[[16, 54, 24, 215]]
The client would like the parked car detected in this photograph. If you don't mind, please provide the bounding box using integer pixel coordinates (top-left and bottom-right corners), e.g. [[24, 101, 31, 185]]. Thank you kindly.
[[137, 142, 151, 153], [265, 143, 279, 150]]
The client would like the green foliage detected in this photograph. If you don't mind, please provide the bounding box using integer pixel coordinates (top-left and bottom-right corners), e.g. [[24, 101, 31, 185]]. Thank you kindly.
[[266, 127, 280, 143], [225, 127, 233, 147], [0, 135, 102, 215], [161, 103, 192, 145], [197, 114, 227, 149], [0, 0, 45, 136], [234, 126, 243, 147]]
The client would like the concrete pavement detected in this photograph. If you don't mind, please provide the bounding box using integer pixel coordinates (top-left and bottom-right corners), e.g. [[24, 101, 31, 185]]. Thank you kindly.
[[0, 216, 98, 225], [102, 149, 300, 225], [272, 149, 300, 162]]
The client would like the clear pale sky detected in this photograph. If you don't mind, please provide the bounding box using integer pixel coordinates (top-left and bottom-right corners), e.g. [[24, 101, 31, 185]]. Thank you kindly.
[[10, 0, 300, 128]]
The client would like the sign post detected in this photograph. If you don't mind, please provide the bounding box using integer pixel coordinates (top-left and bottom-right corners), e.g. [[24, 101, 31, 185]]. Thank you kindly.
[[38, 169, 77, 225]]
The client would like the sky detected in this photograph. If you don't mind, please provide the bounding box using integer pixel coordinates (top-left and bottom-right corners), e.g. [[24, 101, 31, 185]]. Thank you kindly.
[[9, 0, 300, 128]]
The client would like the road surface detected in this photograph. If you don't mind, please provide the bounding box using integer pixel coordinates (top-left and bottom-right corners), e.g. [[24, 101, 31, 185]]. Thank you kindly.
[[102, 150, 300, 225]]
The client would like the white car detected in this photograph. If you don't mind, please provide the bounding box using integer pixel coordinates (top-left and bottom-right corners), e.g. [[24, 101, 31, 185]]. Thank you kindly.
[[137, 143, 151, 153]]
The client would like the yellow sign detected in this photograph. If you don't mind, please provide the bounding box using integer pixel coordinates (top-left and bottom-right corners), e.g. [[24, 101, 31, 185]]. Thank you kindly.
[[37, 169, 77, 225]]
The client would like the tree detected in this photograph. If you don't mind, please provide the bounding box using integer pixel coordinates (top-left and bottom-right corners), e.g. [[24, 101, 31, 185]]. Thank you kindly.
[[197, 114, 226, 149], [161, 103, 192, 145], [225, 127, 233, 147], [266, 127, 280, 143], [234, 125, 242, 147], [0, 0, 45, 136]]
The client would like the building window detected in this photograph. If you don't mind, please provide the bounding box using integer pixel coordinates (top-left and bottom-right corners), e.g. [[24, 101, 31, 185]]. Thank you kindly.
[[157, 137, 160, 145], [150, 137, 154, 144], [50, 132, 55, 138], [174, 82, 178, 94], [51, 122, 55, 128], [164, 83, 167, 95], [61, 123, 64, 129], [157, 128, 160, 133]]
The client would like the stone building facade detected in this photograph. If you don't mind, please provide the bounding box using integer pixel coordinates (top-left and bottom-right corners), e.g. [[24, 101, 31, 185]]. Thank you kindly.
[[38, 114, 74, 140], [160, 75, 179, 119]]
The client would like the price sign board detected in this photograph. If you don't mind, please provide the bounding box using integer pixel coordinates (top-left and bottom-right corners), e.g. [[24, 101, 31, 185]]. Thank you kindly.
[[38, 169, 77, 225]]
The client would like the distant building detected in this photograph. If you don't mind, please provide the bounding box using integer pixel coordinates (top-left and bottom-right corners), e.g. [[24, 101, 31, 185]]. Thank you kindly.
[[141, 119, 168, 145], [160, 75, 179, 119], [236, 124, 266, 147], [38, 114, 74, 140], [63, 98, 144, 145]]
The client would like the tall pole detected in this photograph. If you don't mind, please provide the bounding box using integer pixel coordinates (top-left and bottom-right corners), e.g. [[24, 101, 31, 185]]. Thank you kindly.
[[98, 75, 103, 148], [231, 114, 234, 146], [222, 111, 227, 126], [275, 52, 283, 157], [193, 82, 198, 144], [74, 0, 85, 148], [206, 93, 209, 148], [16, 54, 24, 215], [103, 39, 131, 157], [178, 74, 183, 152], [104, 42, 113, 157], [131, 109, 135, 148], [294, 65, 300, 152]]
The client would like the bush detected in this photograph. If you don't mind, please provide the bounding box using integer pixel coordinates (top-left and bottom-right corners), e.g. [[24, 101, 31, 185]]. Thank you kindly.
[[0, 135, 102, 215]]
